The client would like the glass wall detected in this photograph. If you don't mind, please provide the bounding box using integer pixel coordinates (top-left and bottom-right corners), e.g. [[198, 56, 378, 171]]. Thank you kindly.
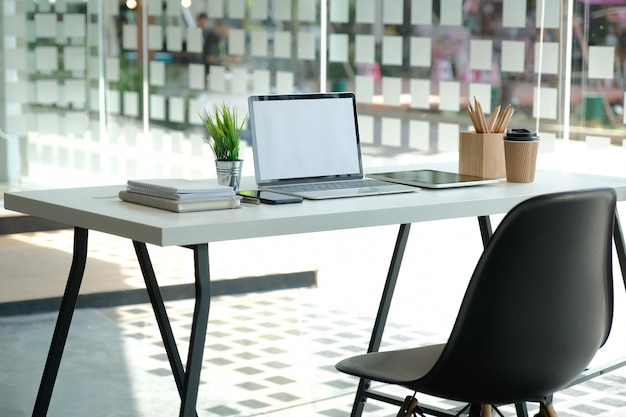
[[328, 0, 625, 174], [1, 0, 625, 187]]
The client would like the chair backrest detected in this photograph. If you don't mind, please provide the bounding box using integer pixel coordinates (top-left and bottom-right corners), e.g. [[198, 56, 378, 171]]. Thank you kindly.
[[419, 188, 616, 404]]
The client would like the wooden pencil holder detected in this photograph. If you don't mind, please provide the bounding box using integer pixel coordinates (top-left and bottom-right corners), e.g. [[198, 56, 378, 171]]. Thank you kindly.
[[458, 132, 506, 179]]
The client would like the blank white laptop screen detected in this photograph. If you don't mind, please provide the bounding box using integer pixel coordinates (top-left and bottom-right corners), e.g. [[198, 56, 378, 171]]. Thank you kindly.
[[249, 93, 362, 184]]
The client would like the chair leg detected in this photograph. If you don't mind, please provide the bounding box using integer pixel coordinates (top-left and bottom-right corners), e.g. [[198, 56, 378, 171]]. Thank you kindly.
[[544, 403, 557, 417], [480, 404, 492, 417], [535, 402, 558, 417], [396, 396, 419, 417], [469, 404, 482, 417]]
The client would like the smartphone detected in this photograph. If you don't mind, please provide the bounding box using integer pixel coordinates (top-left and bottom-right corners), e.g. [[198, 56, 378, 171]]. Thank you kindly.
[[238, 190, 303, 205]]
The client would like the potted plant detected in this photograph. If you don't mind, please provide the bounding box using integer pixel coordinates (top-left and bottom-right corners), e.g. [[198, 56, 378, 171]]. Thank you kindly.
[[328, 61, 353, 92], [200, 103, 247, 190]]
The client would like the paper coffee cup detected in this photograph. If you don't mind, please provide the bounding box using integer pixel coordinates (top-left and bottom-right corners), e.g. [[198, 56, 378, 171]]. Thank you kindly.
[[504, 129, 540, 183]]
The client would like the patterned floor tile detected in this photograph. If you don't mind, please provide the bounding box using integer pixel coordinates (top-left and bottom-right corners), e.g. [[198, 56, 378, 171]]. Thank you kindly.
[[5, 283, 626, 416], [93, 287, 626, 416]]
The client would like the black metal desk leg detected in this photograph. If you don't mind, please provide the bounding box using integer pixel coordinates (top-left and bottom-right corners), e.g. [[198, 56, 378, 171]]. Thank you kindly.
[[133, 241, 197, 417], [613, 211, 626, 289], [32, 227, 89, 417], [477, 216, 493, 248], [180, 244, 211, 417], [350, 224, 412, 417], [515, 402, 529, 417]]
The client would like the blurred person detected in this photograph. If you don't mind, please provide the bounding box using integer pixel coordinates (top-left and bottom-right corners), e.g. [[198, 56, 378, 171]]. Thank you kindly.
[[196, 12, 210, 34], [203, 19, 241, 71], [185, 12, 211, 65]]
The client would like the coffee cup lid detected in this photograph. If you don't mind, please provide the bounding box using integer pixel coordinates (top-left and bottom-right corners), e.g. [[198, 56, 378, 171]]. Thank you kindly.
[[505, 128, 539, 141]]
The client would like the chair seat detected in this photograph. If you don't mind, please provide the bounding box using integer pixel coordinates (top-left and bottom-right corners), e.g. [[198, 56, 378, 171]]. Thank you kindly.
[[336, 344, 445, 386]]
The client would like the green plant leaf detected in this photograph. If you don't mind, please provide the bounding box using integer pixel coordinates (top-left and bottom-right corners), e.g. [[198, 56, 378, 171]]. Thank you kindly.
[[199, 102, 247, 161]]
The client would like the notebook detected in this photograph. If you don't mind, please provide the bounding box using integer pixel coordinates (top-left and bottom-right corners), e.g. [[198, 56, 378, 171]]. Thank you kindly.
[[126, 178, 235, 200], [247, 92, 417, 200]]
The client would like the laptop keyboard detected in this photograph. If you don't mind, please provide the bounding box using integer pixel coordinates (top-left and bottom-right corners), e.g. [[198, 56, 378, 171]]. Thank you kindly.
[[269, 179, 394, 192]]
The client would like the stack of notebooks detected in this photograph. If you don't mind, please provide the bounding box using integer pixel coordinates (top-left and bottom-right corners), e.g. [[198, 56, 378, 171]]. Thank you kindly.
[[119, 179, 242, 212]]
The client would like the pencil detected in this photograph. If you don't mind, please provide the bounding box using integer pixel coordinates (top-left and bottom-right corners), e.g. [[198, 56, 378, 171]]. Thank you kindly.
[[493, 108, 503, 133], [468, 102, 479, 132], [494, 105, 514, 133], [487, 105, 500, 134], [468, 105, 483, 132], [474, 97, 488, 133], [468, 109, 477, 132], [500, 105, 515, 133]]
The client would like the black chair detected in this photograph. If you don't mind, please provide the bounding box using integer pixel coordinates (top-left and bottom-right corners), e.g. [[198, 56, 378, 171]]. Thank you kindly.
[[336, 189, 617, 417]]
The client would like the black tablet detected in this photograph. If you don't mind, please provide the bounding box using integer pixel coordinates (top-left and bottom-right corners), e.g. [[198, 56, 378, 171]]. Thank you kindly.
[[368, 169, 499, 189]]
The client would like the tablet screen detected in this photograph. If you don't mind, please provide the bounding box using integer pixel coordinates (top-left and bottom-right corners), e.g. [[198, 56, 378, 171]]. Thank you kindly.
[[369, 170, 499, 188]]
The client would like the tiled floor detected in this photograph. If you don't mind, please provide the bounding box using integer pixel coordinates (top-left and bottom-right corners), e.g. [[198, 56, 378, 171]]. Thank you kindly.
[[4, 285, 626, 417]]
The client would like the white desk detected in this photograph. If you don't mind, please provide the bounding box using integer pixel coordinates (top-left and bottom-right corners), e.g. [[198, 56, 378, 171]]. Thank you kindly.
[[7, 171, 626, 246], [5, 169, 626, 417]]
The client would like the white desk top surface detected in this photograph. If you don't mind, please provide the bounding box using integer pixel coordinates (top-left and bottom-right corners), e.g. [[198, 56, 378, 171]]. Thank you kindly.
[[5, 170, 626, 247]]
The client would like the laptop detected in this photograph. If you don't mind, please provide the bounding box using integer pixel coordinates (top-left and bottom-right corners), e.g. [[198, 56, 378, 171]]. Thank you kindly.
[[247, 92, 417, 200]]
